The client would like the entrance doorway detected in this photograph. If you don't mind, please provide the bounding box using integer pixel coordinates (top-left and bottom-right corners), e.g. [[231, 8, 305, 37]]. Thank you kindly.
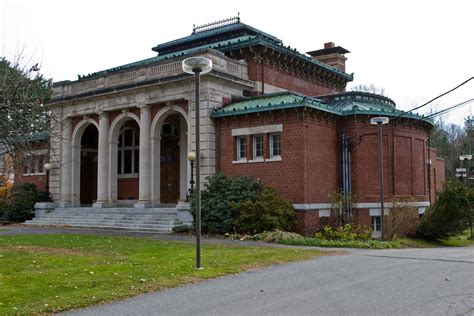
[[160, 121, 180, 204], [79, 124, 98, 205]]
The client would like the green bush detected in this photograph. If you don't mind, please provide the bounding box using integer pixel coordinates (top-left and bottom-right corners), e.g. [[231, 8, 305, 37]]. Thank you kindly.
[[315, 224, 371, 241], [417, 180, 472, 240], [3, 183, 42, 223], [233, 187, 296, 234], [190, 173, 260, 234], [279, 237, 398, 249]]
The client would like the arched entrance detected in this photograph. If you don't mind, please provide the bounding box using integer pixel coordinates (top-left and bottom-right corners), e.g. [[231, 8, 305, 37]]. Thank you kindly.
[[160, 119, 180, 203], [108, 112, 141, 205], [80, 125, 98, 205], [151, 106, 189, 206], [71, 118, 99, 206]]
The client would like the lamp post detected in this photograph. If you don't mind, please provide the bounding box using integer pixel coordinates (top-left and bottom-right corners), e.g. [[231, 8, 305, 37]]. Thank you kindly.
[[370, 116, 389, 239], [43, 162, 53, 202], [187, 151, 196, 200], [459, 155, 472, 239], [182, 57, 212, 270]]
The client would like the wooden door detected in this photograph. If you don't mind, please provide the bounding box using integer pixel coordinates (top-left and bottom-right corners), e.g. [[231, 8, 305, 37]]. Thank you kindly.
[[80, 156, 94, 205], [160, 137, 180, 204]]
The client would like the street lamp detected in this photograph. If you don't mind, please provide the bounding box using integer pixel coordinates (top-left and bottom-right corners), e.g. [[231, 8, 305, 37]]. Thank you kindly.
[[182, 56, 212, 270], [370, 116, 389, 239], [459, 154, 472, 239], [187, 151, 196, 200], [43, 162, 53, 202]]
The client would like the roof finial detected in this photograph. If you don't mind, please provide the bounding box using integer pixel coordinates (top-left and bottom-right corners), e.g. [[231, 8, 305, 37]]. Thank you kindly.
[[238, 12, 240, 22]]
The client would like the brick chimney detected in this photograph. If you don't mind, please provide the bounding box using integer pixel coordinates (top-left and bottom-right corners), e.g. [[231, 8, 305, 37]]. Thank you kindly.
[[306, 42, 350, 72]]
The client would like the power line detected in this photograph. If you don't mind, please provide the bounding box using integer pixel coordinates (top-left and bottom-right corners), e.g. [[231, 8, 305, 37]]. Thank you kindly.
[[392, 77, 474, 121], [424, 98, 474, 119]]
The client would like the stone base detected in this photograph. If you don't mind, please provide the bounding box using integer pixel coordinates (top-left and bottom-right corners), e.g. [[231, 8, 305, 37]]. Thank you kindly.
[[34, 202, 58, 218], [58, 202, 72, 208], [176, 201, 193, 225], [93, 201, 109, 208], [134, 201, 153, 208]]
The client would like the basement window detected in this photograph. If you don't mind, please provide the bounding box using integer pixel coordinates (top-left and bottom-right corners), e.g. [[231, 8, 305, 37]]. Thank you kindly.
[[371, 216, 381, 238]]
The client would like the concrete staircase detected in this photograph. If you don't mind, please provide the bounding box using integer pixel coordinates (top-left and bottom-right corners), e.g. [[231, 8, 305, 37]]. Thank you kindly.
[[24, 207, 184, 233]]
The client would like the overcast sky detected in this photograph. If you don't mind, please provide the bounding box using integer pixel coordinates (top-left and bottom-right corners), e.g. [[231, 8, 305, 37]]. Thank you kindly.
[[1, 0, 472, 126]]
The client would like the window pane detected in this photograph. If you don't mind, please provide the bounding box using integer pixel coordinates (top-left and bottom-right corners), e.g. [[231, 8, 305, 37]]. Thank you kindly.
[[124, 150, 132, 173], [117, 151, 122, 174], [272, 134, 281, 157], [255, 135, 263, 157], [118, 132, 122, 147], [124, 129, 132, 146], [135, 131, 139, 146], [134, 149, 139, 174], [238, 136, 247, 159]]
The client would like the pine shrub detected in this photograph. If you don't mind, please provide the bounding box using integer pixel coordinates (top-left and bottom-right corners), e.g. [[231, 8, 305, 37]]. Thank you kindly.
[[233, 187, 295, 234]]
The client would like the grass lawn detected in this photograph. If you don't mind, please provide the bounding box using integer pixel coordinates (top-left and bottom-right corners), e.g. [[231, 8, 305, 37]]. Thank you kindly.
[[0, 234, 327, 314]]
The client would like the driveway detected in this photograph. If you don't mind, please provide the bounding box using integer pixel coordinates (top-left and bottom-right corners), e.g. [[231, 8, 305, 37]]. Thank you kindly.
[[2, 226, 473, 315], [65, 247, 473, 315]]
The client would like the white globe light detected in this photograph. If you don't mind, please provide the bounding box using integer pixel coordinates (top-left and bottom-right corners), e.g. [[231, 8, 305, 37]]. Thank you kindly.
[[182, 57, 212, 75]]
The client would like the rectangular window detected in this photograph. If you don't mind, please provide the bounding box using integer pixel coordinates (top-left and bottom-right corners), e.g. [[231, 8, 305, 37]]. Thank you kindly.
[[270, 133, 281, 158], [236, 136, 247, 161], [253, 135, 264, 159], [371, 216, 381, 232], [22, 154, 46, 176]]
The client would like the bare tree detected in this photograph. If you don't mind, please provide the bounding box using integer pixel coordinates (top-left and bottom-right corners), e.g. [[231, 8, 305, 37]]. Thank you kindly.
[[351, 84, 386, 96]]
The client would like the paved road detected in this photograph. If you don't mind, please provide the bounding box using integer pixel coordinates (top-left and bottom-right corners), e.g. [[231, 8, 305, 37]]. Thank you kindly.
[[65, 247, 473, 316]]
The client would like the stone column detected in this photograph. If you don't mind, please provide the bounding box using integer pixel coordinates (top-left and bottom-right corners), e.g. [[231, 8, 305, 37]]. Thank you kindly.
[[135, 105, 152, 208], [93, 111, 109, 208], [59, 117, 72, 207]]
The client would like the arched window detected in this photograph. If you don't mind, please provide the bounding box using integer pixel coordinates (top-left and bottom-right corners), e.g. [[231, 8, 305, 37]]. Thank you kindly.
[[117, 128, 139, 176]]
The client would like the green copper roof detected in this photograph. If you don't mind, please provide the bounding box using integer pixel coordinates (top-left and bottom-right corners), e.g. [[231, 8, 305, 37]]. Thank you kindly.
[[78, 21, 353, 82], [212, 91, 433, 125], [211, 91, 339, 117], [153, 21, 282, 54]]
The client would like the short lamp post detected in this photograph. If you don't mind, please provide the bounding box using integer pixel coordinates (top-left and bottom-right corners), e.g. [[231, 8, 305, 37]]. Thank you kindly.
[[370, 116, 389, 240], [182, 56, 212, 270], [43, 162, 53, 202], [187, 151, 196, 199]]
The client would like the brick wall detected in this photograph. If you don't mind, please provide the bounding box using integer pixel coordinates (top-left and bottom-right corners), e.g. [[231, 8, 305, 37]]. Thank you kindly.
[[344, 118, 430, 203], [216, 113, 436, 235], [247, 60, 342, 96]]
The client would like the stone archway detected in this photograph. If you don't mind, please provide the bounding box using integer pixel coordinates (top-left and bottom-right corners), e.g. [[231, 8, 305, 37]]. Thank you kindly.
[[71, 118, 99, 206], [150, 106, 189, 206], [108, 112, 141, 205]]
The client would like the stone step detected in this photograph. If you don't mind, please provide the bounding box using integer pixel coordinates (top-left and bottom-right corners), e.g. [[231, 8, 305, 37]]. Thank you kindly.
[[24, 222, 174, 233], [26, 218, 181, 226], [38, 214, 179, 221], [29, 206, 189, 233], [26, 220, 179, 230], [51, 209, 178, 216]]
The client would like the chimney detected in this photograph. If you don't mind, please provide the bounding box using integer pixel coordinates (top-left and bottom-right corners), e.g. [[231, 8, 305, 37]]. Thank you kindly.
[[306, 42, 350, 72]]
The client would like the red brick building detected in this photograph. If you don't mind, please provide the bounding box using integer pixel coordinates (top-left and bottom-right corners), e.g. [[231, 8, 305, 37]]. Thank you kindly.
[[24, 17, 445, 234]]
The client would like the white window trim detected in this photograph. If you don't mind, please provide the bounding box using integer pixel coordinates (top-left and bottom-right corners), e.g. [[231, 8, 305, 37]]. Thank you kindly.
[[269, 132, 281, 159], [232, 124, 282, 136], [232, 159, 248, 164], [265, 156, 282, 162], [253, 135, 264, 160], [371, 215, 382, 235], [236, 136, 247, 161], [22, 152, 47, 176], [319, 210, 330, 218]]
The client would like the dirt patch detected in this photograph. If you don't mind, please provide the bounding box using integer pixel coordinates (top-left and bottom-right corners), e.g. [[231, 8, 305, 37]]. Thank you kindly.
[[0, 245, 88, 256]]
